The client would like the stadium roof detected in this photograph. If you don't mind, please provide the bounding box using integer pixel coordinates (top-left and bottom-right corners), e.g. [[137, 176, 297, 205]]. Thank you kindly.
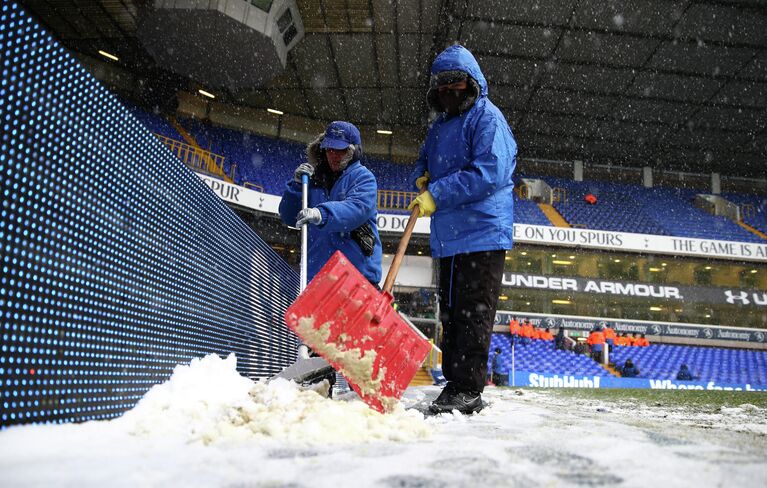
[[22, 0, 767, 177]]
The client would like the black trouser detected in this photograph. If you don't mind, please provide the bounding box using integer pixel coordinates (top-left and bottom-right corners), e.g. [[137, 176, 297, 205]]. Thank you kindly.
[[438, 250, 505, 393]]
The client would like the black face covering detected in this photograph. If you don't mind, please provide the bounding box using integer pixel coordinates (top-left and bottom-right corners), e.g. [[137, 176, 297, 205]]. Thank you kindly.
[[427, 70, 479, 115], [437, 88, 468, 116]]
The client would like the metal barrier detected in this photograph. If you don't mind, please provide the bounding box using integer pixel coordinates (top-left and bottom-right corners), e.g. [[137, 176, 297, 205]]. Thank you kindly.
[[244, 181, 266, 192], [155, 134, 230, 180], [378, 189, 417, 211], [741, 203, 756, 219]]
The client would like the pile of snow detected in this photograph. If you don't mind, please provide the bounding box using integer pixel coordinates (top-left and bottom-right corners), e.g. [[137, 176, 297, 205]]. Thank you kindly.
[[116, 354, 431, 445]]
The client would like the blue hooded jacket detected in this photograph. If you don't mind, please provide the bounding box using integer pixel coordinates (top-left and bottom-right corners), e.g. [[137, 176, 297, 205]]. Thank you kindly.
[[279, 160, 383, 285], [409, 45, 517, 258]]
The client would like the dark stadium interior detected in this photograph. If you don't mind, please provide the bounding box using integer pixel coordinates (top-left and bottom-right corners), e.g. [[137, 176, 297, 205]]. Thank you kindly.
[[22, 0, 767, 176]]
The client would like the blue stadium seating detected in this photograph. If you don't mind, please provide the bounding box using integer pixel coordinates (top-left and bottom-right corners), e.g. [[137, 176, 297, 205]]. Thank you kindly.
[[124, 108, 763, 242], [487, 334, 611, 378], [544, 177, 764, 243], [121, 99, 184, 141], [723, 192, 767, 236], [547, 177, 668, 235], [514, 194, 553, 226], [642, 187, 764, 243], [610, 343, 767, 386], [179, 117, 298, 190]]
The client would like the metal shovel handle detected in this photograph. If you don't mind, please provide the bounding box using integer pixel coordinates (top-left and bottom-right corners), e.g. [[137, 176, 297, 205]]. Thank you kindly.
[[300, 173, 309, 293]]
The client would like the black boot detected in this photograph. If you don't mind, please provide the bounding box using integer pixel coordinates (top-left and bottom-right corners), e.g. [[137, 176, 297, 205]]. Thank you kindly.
[[429, 386, 484, 415], [431, 382, 459, 407]]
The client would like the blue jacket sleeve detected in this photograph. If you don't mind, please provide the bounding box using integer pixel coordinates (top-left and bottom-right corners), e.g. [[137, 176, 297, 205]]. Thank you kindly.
[[428, 111, 516, 209], [316, 170, 378, 232], [408, 142, 429, 191], [278, 179, 302, 227]]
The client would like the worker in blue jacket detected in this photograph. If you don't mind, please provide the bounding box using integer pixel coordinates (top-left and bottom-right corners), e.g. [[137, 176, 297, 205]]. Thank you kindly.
[[490, 348, 508, 387], [279, 121, 382, 287], [408, 45, 517, 415], [279, 122, 383, 388]]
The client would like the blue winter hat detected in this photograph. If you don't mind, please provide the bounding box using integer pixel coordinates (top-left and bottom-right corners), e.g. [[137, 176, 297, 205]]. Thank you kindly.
[[320, 121, 362, 150]]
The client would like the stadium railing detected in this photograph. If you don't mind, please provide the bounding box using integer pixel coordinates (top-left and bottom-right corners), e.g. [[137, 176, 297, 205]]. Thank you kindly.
[[155, 134, 233, 182], [378, 189, 417, 211]]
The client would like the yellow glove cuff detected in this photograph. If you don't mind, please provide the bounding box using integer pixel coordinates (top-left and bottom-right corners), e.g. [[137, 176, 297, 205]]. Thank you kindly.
[[408, 190, 436, 217], [415, 171, 430, 190]]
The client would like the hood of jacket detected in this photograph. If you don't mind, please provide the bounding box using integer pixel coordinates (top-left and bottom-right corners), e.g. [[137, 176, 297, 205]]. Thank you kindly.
[[430, 45, 488, 97]]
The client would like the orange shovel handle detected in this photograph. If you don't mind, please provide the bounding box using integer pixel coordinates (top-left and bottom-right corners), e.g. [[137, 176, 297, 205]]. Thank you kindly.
[[382, 192, 423, 293]]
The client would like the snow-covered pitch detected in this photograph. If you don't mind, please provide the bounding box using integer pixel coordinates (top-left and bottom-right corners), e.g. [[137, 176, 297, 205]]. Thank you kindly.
[[1, 354, 765, 487]]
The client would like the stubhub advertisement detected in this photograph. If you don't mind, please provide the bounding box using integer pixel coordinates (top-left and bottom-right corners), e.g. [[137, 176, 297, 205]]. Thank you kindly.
[[510, 371, 765, 392]]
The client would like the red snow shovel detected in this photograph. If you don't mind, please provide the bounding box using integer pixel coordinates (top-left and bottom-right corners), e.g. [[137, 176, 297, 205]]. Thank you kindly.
[[284, 199, 431, 413]]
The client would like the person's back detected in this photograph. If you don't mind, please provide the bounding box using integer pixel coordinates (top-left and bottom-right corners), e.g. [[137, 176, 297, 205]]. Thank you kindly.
[[622, 359, 640, 378], [676, 364, 693, 381], [587, 329, 605, 348], [554, 328, 566, 350], [521, 321, 535, 338], [520, 320, 534, 346], [491, 348, 507, 386], [509, 318, 521, 337], [492, 350, 504, 375]]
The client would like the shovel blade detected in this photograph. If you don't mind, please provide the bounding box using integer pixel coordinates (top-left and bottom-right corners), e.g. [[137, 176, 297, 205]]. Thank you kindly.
[[284, 251, 432, 413]]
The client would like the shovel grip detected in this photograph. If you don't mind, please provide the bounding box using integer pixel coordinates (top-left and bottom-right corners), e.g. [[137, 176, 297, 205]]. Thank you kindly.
[[382, 199, 421, 293]]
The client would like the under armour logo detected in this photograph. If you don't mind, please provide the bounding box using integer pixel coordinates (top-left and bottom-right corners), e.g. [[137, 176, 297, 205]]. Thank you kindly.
[[330, 128, 346, 137], [725, 290, 750, 305]]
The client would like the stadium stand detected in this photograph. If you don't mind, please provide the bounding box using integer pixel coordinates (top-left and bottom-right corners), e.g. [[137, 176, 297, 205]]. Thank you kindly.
[[488, 334, 612, 378], [724, 193, 767, 236], [126, 107, 764, 241], [642, 187, 764, 243], [122, 99, 184, 141], [178, 117, 297, 190], [546, 177, 668, 235], [514, 194, 553, 226], [364, 157, 414, 193], [610, 343, 767, 386], [544, 177, 764, 243]]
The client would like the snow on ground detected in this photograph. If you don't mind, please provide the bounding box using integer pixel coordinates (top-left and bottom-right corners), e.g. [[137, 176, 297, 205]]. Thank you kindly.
[[1, 354, 765, 488]]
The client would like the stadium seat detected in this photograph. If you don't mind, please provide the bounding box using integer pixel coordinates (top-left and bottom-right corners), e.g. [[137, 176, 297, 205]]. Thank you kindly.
[[609, 343, 767, 385]]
